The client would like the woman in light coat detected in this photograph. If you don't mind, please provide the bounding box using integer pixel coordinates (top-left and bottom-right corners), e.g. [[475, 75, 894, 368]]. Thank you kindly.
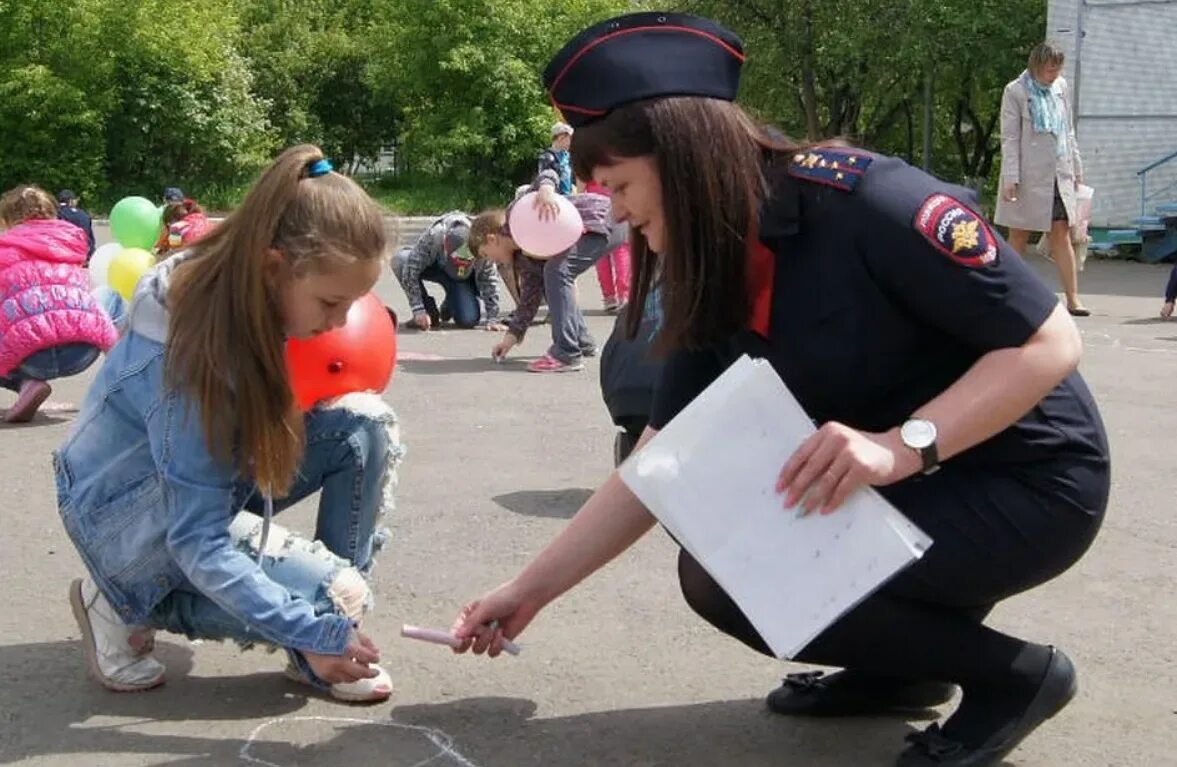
[[995, 41, 1089, 316]]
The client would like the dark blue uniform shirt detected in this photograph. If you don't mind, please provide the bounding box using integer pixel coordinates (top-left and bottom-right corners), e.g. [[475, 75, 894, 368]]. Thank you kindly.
[[650, 151, 1108, 471], [58, 204, 96, 258]]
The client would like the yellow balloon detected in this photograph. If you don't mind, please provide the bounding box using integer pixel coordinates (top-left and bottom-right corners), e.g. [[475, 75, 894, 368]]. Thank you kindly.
[[108, 248, 157, 301]]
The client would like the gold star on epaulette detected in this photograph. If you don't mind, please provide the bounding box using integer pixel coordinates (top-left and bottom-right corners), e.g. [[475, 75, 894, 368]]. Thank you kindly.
[[799, 152, 822, 169]]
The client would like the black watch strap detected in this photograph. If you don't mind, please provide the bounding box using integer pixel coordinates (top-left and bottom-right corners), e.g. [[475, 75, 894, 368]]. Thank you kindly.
[[918, 442, 940, 474]]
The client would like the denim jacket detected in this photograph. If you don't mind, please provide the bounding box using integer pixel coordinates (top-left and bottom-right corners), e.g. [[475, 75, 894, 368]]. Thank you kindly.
[[53, 253, 351, 655]]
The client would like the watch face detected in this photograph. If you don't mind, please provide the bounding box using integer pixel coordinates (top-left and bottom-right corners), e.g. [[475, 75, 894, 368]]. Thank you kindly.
[[902, 419, 937, 450]]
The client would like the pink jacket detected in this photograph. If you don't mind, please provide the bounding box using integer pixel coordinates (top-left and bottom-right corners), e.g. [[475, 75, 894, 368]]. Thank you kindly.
[[0, 219, 117, 375]]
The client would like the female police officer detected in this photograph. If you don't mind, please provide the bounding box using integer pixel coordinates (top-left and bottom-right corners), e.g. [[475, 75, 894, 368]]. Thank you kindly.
[[451, 13, 1109, 767]]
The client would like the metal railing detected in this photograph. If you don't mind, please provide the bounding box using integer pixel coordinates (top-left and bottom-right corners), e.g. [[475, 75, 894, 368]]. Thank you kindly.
[[1137, 148, 1177, 217]]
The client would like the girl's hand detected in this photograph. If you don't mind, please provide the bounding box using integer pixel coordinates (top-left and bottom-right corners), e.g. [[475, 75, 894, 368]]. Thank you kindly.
[[492, 333, 518, 360], [451, 580, 541, 658], [484, 321, 509, 332], [1161, 301, 1174, 320], [303, 629, 381, 684], [776, 423, 921, 515], [534, 186, 560, 222]]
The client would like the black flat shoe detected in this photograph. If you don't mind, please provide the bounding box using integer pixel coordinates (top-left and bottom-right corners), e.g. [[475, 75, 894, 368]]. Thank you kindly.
[[896, 647, 1077, 766], [766, 670, 956, 718], [1067, 306, 1091, 317]]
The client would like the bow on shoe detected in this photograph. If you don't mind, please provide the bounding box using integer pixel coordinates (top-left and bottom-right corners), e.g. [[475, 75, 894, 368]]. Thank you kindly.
[[781, 670, 828, 691], [905, 725, 965, 759]]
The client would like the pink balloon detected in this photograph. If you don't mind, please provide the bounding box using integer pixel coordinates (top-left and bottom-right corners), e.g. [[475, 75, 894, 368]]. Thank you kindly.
[[508, 192, 584, 257]]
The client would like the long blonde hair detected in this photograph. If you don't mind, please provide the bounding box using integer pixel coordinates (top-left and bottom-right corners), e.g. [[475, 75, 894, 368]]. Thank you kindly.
[[165, 144, 386, 495]]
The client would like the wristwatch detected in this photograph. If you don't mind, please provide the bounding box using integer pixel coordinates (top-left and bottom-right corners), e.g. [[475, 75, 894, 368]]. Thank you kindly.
[[900, 417, 940, 475]]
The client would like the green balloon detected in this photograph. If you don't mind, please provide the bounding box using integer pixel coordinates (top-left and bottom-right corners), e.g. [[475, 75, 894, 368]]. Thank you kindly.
[[110, 196, 162, 250]]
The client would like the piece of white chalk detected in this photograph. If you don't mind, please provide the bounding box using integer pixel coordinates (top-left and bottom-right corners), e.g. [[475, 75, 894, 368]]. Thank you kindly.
[[401, 624, 521, 656]]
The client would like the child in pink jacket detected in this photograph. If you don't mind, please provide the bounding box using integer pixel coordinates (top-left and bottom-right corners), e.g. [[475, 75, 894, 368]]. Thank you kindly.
[[0, 186, 118, 422]]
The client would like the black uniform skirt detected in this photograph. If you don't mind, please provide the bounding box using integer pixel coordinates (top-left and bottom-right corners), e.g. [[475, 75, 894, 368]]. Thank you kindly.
[[875, 456, 1108, 610]]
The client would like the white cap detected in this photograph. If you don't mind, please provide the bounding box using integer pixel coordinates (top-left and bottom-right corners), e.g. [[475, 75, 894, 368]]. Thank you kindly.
[[551, 121, 574, 137]]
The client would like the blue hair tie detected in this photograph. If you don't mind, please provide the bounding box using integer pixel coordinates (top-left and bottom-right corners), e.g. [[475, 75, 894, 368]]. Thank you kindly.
[[307, 159, 333, 178]]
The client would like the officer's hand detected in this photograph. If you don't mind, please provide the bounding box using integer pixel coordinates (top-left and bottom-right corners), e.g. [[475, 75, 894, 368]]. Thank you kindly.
[[451, 580, 540, 658], [412, 311, 432, 330], [776, 423, 921, 515], [1162, 301, 1174, 320], [1002, 182, 1019, 203], [484, 321, 509, 332]]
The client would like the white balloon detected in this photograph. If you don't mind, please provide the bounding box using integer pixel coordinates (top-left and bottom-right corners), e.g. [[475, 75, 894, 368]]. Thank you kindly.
[[89, 242, 122, 289]]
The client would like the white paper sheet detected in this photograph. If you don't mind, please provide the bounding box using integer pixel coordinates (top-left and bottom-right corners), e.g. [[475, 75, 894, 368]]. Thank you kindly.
[[619, 355, 933, 659]]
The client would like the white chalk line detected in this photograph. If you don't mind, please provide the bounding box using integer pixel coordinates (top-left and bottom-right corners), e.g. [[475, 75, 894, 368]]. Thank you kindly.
[[1080, 329, 1177, 356], [239, 715, 481, 767]]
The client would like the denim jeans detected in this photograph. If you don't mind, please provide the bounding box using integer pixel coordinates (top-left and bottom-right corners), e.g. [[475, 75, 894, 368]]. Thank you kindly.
[[0, 343, 101, 391], [544, 225, 629, 364], [145, 397, 402, 653], [93, 285, 127, 329], [418, 265, 481, 328]]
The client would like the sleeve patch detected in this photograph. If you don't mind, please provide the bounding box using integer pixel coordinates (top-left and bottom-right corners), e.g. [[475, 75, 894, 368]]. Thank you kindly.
[[914, 194, 998, 268]]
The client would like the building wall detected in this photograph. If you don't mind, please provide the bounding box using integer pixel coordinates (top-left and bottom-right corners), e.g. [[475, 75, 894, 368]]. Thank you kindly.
[[1046, 0, 1177, 226]]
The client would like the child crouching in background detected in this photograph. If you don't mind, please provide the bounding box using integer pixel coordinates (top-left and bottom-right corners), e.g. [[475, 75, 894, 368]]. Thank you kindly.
[[468, 169, 628, 373]]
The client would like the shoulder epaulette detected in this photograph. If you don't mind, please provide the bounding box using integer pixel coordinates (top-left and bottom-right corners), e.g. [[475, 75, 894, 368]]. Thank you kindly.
[[786, 148, 873, 192]]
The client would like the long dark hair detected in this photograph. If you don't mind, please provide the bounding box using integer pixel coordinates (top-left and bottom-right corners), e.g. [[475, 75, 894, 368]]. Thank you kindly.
[[571, 97, 800, 351]]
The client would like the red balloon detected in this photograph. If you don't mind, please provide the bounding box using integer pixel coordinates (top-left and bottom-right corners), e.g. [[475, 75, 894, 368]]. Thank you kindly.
[[286, 293, 398, 410]]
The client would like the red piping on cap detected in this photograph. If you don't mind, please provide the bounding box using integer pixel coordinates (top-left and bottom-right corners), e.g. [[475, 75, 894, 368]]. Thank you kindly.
[[547, 25, 745, 103]]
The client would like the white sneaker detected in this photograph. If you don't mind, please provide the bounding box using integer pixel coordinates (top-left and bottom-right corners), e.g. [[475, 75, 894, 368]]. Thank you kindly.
[[284, 662, 393, 703], [69, 578, 166, 692]]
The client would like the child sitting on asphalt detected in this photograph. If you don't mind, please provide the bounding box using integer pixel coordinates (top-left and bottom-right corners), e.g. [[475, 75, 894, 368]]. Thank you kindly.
[[467, 169, 628, 372]]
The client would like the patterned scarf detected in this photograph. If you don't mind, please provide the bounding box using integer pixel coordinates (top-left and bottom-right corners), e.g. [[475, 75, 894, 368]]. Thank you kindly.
[[1021, 69, 1068, 158]]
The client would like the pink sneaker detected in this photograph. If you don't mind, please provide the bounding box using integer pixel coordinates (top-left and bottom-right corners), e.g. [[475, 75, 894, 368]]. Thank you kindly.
[[527, 353, 584, 373], [5, 379, 51, 423]]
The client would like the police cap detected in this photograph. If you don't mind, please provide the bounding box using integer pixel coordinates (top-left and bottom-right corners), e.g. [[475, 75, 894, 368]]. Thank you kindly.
[[542, 12, 745, 129]]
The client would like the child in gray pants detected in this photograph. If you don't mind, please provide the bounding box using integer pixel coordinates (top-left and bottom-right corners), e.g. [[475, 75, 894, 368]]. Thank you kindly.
[[468, 172, 628, 372]]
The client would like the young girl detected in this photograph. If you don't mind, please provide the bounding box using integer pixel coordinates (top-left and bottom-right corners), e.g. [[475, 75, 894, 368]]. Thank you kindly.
[[468, 170, 628, 373], [155, 197, 213, 257], [55, 145, 403, 703], [0, 186, 118, 423], [584, 179, 631, 312]]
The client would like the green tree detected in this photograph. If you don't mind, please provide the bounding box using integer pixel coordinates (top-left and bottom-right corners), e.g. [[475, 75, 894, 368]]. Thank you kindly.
[[369, 0, 631, 197], [235, 0, 398, 168], [0, 65, 105, 197], [98, 0, 274, 198]]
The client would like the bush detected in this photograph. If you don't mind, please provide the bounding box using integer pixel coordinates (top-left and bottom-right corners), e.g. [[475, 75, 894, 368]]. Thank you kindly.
[[0, 65, 105, 200]]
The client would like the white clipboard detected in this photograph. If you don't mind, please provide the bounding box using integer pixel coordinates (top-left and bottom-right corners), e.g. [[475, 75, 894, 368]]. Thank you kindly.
[[619, 355, 933, 659]]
